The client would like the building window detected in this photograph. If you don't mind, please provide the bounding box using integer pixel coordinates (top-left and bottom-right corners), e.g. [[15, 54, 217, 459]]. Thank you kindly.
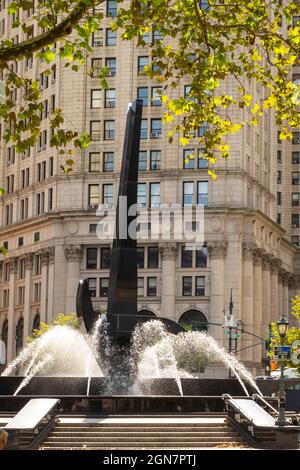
[[137, 87, 148, 106], [137, 183, 147, 207], [89, 152, 101, 172], [88, 278, 97, 297], [18, 258, 25, 279], [2, 290, 9, 308], [91, 89, 102, 108], [88, 184, 99, 208], [182, 276, 193, 296], [277, 170, 282, 184], [89, 224, 97, 233], [195, 276, 205, 296], [137, 247, 144, 268], [106, 57, 116, 76], [137, 277, 144, 296], [183, 149, 195, 169], [151, 86, 162, 106], [90, 121, 101, 141], [184, 84, 191, 99], [150, 183, 160, 208], [104, 88, 115, 108], [49, 157, 53, 176], [100, 278, 109, 297], [182, 247, 193, 268], [277, 213, 281, 225], [15, 318, 24, 355], [148, 247, 159, 268], [152, 29, 162, 44], [292, 151, 300, 164], [179, 310, 208, 332], [34, 232, 40, 242], [36, 192, 45, 215], [101, 247, 111, 269], [48, 188, 53, 212], [102, 184, 113, 207], [20, 198, 28, 221], [150, 150, 161, 170], [103, 152, 114, 172], [138, 56, 149, 74], [277, 150, 282, 163], [18, 237, 23, 247], [91, 58, 102, 77], [32, 314, 40, 332], [292, 131, 300, 144], [140, 119, 148, 139], [183, 182, 194, 206], [292, 171, 300, 185], [104, 120, 115, 140], [33, 283, 41, 302], [107, 0, 118, 17], [292, 213, 299, 228], [277, 192, 281, 206], [138, 151, 147, 171], [292, 235, 300, 246], [147, 277, 157, 296], [196, 245, 208, 267], [86, 248, 98, 269], [106, 28, 116, 46], [198, 150, 208, 169], [34, 254, 41, 276], [18, 286, 25, 305], [92, 28, 103, 46], [150, 119, 162, 138], [292, 193, 299, 206], [197, 181, 208, 206]]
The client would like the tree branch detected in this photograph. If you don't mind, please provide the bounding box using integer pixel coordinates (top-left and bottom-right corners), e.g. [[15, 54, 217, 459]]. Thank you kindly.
[[0, 0, 104, 62]]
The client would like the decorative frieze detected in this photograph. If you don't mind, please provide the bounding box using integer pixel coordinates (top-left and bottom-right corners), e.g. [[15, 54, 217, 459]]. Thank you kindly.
[[64, 244, 83, 262], [207, 241, 228, 259]]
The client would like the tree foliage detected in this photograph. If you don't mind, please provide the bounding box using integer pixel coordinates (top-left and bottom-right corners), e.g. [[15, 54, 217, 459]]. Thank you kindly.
[[27, 312, 80, 342], [1, 0, 300, 184]]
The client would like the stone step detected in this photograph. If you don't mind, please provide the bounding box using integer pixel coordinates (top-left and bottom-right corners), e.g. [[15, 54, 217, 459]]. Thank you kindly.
[[50, 431, 238, 438], [40, 442, 243, 449], [56, 423, 229, 430], [45, 435, 241, 443]]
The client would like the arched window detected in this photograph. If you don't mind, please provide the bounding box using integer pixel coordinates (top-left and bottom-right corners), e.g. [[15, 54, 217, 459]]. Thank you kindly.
[[1, 320, 8, 364], [32, 314, 40, 332], [15, 317, 24, 355], [138, 309, 157, 318], [179, 310, 208, 331]]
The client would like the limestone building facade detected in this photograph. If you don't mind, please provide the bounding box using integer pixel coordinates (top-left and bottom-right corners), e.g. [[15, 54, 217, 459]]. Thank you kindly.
[[0, 1, 299, 375]]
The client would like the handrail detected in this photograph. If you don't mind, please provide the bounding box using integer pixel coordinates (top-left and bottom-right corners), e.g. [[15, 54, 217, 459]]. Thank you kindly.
[[252, 394, 279, 416]]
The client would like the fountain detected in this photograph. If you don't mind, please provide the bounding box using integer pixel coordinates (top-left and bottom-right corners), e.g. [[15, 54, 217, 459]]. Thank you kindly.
[[0, 100, 268, 415]]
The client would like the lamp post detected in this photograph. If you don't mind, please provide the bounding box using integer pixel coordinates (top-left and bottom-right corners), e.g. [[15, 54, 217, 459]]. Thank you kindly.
[[275, 314, 289, 427]]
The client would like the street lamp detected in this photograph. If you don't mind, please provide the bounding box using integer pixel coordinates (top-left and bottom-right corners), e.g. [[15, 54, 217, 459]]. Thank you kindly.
[[275, 314, 289, 427]]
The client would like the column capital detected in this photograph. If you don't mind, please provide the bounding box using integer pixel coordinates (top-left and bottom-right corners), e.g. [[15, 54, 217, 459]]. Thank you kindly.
[[25, 252, 34, 270], [270, 258, 281, 274], [48, 246, 55, 264], [8, 257, 18, 273], [261, 251, 273, 270], [159, 242, 177, 258], [207, 241, 227, 259], [242, 241, 256, 260], [64, 244, 83, 262], [40, 248, 50, 266]]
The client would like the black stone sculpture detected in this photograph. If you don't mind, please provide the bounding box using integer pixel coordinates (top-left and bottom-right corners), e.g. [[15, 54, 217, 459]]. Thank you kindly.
[[76, 100, 184, 345]]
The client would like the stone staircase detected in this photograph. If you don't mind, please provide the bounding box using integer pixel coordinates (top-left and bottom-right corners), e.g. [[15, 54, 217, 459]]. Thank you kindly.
[[39, 413, 246, 450]]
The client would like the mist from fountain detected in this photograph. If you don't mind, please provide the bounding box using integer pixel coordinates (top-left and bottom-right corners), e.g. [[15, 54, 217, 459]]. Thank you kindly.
[[1, 318, 262, 397]]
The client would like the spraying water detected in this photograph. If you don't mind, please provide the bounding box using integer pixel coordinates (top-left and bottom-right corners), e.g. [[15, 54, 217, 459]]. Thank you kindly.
[[2, 319, 262, 397]]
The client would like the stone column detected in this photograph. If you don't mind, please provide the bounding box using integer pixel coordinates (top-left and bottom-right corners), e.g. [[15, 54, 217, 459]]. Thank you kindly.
[[262, 253, 271, 340], [207, 241, 227, 348], [40, 249, 50, 323], [253, 249, 263, 365], [7, 257, 17, 362], [282, 276, 290, 317], [270, 259, 280, 323], [47, 247, 55, 322], [159, 243, 177, 321], [278, 271, 284, 314], [241, 242, 254, 362], [23, 253, 33, 341], [64, 244, 83, 313]]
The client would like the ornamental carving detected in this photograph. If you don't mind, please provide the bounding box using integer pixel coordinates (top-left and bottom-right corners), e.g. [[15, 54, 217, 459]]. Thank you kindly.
[[270, 258, 281, 274], [207, 241, 228, 259], [48, 246, 55, 264], [8, 257, 18, 273], [210, 217, 222, 233], [242, 242, 256, 260], [159, 243, 177, 258], [25, 253, 34, 270], [64, 244, 83, 262]]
